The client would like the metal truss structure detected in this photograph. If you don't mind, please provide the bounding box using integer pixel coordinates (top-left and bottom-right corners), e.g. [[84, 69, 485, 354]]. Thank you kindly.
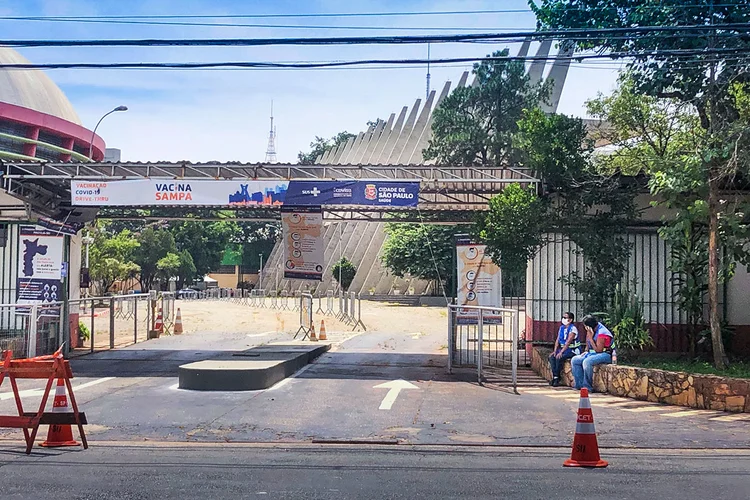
[[0, 161, 539, 222]]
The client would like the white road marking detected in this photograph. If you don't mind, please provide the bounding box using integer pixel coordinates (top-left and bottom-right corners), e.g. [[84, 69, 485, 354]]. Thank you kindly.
[[710, 414, 750, 422], [661, 410, 719, 418], [267, 363, 315, 391], [374, 379, 419, 410], [0, 377, 115, 401]]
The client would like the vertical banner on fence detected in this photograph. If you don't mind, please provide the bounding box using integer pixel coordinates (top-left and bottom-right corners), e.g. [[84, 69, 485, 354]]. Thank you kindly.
[[17, 225, 65, 316], [282, 206, 324, 281], [455, 236, 502, 324]]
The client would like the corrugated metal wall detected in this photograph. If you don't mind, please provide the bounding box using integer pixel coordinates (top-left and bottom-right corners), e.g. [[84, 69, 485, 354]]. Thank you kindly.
[[526, 230, 720, 352]]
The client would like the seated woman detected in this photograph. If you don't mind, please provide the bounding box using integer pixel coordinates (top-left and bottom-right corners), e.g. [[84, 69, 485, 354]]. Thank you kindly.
[[570, 315, 614, 392], [548, 312, 581, 387]]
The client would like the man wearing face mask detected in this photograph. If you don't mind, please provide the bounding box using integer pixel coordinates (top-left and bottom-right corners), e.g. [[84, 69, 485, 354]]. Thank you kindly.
[[548, 312, 581, 387]]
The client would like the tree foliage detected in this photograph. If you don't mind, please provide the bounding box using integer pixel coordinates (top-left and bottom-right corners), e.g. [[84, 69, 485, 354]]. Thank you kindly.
[[170, 220, 234, 281], [88, 228, 140, 295], [331, 257, 357, 291], [533, 0, 750, 366], [132, 227, 176, 292], [297, 132, 356, 165], [424, 49, 550, 166], [381, 223, 460, 292]]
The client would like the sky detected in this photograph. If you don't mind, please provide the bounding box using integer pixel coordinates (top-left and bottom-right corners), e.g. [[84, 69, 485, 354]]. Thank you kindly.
[[0, 0, 624, 163]]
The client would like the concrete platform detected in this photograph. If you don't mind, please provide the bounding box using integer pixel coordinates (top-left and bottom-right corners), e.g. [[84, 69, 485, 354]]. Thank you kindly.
[[178, 343, 330, 391]]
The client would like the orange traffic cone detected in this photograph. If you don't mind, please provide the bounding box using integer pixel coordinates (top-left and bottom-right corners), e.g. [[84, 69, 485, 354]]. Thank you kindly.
[[40, 378, 80, 448], [563, 388, 608, 468], [174, 308, 183, 335], [154, 308, 164, 335], [318, 320, 327, 341], [309, 324, 317, 342]]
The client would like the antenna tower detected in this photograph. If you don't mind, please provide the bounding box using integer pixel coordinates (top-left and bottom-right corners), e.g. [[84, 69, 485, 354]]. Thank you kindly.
[[265, 101, 277, 163], [426, 43, 431, 99]]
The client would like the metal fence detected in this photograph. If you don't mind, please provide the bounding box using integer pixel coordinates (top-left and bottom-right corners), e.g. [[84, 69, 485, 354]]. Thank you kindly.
[[447, 304, 520, 392], [74, 293, 154, 353], [205, 288, 367, 332], [0, 303, 64, 358]]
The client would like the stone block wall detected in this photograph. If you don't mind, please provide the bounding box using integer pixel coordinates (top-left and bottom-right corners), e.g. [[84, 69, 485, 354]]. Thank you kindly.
[[531, 347, 750, 413]]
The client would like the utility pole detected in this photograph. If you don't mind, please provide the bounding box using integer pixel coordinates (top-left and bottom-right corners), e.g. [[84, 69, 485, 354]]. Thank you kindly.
[[259, 253, 264, 290]]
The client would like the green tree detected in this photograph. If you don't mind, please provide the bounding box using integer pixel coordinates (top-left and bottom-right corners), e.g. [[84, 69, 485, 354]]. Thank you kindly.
[[331, 257, 357, 291], [170, 220, 235, 279], [156, 252, 181, 289], [424, 49, 550, 166], [89, 229, 140, 295], [475, 184, 549, 291], [297, 131, 356, 165], [532, 1, 750, 366], [133, 227, 176, 291], [381, 223, 461, 294]]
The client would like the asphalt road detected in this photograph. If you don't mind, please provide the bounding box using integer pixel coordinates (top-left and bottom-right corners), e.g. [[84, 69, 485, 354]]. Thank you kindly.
[[1, 320, 749, 449], [1, 443, 748, 499]]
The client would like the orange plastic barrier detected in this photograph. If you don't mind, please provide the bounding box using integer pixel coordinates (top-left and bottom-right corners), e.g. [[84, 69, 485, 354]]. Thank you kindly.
[[0, 349, 88, 455]]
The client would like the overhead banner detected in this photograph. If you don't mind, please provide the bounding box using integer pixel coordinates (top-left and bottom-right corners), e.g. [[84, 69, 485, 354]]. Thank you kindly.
[[284, 180, 420, 207], [456, 236, 502, 325], [282, 206, 324, 281], [37, 216, 84, 236], [71, 179, 289, 207], [71, 179, 420, 208], [17, 225, 65, 316]]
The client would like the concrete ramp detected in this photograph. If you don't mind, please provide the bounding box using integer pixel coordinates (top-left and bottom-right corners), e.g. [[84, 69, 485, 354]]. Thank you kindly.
[[178, 343, 330, 391]]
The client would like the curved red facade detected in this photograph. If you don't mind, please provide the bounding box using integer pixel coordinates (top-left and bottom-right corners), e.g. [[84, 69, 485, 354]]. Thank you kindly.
[[0, 101, 105, 161]]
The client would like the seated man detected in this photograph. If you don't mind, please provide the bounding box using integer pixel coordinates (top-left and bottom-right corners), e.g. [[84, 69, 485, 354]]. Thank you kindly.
[[570, 315, 614, 392], [548, 312, 581, 387]]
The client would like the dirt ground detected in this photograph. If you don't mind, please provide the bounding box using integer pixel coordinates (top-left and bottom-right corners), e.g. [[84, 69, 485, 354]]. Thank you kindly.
[[72, 298, 453, 352]]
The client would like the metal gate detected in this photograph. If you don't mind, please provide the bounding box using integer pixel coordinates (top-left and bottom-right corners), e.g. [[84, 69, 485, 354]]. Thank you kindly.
[[447, 304, 520, 392]]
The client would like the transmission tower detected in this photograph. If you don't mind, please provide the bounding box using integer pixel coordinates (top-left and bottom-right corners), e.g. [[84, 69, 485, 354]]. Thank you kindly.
[[425, 43, 431, 99], [264, 101, 277, 163]]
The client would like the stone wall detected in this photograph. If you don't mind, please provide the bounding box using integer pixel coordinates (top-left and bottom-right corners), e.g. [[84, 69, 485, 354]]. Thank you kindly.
[[531, 347, 750, 413]]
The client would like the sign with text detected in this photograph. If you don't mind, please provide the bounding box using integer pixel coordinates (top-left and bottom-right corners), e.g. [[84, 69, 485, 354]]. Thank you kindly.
[[284, 180, 420, 207], [17, 225, 64, 316], [71, 179, 420, 208], [282, 206, 324, 281], [455, 236, 502, 325], [71, 179, 289, 207]]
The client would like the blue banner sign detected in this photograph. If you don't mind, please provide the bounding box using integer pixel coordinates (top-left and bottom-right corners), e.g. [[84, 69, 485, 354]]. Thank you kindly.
[[285, 180, 420, 207]]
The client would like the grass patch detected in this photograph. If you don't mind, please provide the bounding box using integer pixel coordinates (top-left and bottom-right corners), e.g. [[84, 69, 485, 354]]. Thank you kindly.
[[624, 358, 750, 379]]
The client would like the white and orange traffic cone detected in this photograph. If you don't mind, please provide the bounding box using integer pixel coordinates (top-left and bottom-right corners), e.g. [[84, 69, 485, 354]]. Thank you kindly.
[[154, 308, 164, 335], [40, 378, 80, 448], [563, 388, 608, 468], [309, 324, 317, 342], [318, 320, 327, 341], [174, 308, 183, 335]]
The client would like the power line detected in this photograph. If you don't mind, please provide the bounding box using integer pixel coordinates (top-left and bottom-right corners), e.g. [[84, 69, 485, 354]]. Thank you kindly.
[[5, 23, 750, 48], [0, 4, 742, 21], [1, 48, 747, 71]]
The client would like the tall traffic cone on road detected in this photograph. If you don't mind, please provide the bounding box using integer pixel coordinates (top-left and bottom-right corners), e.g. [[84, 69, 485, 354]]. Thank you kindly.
[[318, 320, 327, 341], [174, 308, 184, 335], [40, 379, 80, 448], [309, 324, 317, 342], [563, 388, 608, 468]]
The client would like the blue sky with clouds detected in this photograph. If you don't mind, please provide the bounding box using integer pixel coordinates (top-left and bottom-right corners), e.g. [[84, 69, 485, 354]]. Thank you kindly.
[[1, 0, 622, 162]]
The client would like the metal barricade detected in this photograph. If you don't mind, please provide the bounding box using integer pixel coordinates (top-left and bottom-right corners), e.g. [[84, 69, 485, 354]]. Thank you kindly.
[[280, 291, 290, 311], [293, 291, 301, 312], [161, 292, 176, 335], [350, 292, 366, 331], [294, 293, 314, 340], [447, 304, 519, 392], [325, 291, 335, 316]]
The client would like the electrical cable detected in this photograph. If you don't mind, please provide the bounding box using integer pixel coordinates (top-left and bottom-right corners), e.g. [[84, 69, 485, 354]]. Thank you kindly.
[[3, 23, 750, 48]]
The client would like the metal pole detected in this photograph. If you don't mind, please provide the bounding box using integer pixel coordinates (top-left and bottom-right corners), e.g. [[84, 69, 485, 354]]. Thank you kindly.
[[90, 298, 95, 353], [134, 296, 138, 344], [27, 304, 39, 358], [338, 223, 342, 293], [477, 311, 484, 384], [512, 310, 519, 394], [259, 253, 263, 290], [447, 306, 453, 374], [109, 297, 115, 349], [89, 106, 127, 159]]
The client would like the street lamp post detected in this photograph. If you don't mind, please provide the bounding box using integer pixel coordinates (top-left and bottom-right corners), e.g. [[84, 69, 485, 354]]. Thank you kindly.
[[258, 254, 263, 290], [89, 105, 128, 160], [81, 232, 94, 298]]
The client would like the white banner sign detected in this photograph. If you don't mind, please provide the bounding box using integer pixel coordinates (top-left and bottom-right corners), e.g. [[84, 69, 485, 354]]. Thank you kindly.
[[282, 207, 324, 281], [456, 239, 502, 324], [71, 179, 289, 207]]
